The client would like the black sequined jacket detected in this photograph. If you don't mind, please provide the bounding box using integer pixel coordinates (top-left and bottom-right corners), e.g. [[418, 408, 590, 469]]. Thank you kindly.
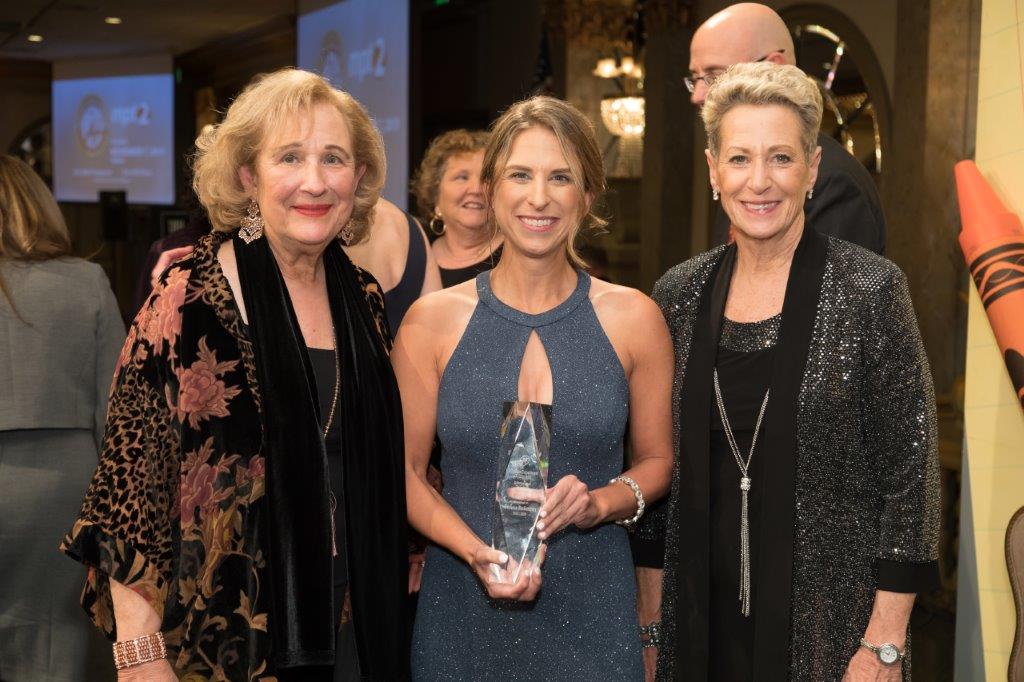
[[645, 235, 940, 681]]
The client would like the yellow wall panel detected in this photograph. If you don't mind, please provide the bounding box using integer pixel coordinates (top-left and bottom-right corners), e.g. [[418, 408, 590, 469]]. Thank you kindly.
[[958, 0, 1024, 679], [979, 0, 1019, 36]]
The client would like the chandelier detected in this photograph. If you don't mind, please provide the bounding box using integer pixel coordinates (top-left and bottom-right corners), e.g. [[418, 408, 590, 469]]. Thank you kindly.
[[600, 96, 645, 137], [592, 45, 644, 138]]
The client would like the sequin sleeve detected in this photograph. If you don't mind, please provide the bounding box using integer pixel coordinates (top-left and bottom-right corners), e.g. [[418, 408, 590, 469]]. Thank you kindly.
[[861, 267, 941, 586]]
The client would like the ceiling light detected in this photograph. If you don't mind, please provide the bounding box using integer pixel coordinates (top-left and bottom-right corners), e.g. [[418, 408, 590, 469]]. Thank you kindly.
[[601, 96, 645, 138], [593, 58, 620, 79], [105, 17, 122, 25], [27, 34, 43, 42]]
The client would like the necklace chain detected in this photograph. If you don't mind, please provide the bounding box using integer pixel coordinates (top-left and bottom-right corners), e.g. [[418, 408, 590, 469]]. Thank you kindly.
[[713, 367, 769, 617], [322, 345, 340, 438], [322, 336, 340, 558]]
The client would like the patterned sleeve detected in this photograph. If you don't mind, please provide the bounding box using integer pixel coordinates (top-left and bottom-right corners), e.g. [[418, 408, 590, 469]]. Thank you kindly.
[[861, 268, 941, 591], [60, 265, 187, 638], [92, 264, 126, 451], [356, 265, 392, 350]]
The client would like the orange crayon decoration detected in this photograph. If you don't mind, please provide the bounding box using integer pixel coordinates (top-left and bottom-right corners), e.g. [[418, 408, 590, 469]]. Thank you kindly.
[[955, 160, 1024, 408]]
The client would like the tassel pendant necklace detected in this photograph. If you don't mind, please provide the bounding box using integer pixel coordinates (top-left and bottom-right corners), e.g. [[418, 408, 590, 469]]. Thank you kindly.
[[713, 368, 769, 617]]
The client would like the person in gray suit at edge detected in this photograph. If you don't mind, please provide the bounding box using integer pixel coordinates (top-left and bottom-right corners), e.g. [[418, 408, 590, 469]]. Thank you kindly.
[[0, 154, 125, 682]]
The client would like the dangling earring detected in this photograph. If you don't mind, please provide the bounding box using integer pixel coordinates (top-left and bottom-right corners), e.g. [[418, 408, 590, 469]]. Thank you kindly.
[[712, 188, 720, 201], [428, 211, 445, 236], [807, 188, 814, 200], [239, 199, 264, 243], [339, 222, 355, 245]]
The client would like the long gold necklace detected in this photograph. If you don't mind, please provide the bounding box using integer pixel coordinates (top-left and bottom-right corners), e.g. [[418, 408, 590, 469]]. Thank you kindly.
[[322, 343, 340, 437], [323, 334, 341, 558]]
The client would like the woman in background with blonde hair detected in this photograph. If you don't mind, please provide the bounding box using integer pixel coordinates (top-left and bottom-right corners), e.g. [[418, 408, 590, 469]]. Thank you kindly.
[[395, 97, 673, 680], [0, 154, 124, 681]]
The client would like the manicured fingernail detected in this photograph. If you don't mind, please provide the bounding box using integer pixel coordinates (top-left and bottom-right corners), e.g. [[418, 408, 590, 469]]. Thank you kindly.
[[537, 521, 545, 530], [538, 531, 547, 539], [498, 552, 508, 563], [539, 510, 547, 518]]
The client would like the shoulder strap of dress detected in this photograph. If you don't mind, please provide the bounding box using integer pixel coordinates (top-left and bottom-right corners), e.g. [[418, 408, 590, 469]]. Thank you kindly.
[[396, 212, 427, 293]]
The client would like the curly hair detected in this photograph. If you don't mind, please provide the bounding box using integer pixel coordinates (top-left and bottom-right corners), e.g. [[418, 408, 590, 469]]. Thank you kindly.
[[411, 129, 489, 220], [191, 68, 386, 245], [482, 96, 607, 268], [702, 62, 823, 159]]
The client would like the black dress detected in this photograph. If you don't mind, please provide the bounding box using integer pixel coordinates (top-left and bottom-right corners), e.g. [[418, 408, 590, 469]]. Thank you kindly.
[[438, 245, 502, 288], [300, 346, 361, 682], [708, 315, 778, 681], [383, 213, 428, 332]]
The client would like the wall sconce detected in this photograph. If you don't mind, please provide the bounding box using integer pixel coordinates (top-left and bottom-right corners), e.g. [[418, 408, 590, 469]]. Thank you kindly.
[[592, 55, 644, 81]]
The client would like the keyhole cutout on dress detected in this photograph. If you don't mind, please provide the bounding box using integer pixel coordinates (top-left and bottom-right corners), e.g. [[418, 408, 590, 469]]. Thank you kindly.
[[517, 330, 553, 405]]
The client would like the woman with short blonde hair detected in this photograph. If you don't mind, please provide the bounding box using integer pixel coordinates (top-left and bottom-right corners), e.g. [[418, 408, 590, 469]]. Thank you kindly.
[[649, 62, 939, 680], [62, 69, 410, 680], [700, 62, 823, 160]]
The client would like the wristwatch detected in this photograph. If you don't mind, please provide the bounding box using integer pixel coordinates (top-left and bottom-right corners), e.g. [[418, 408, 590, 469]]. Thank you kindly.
[[859, 638, 904, 665]]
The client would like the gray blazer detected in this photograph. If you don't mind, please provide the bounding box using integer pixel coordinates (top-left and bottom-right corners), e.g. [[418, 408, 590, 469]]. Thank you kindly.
[[0, 258, 125, 445]]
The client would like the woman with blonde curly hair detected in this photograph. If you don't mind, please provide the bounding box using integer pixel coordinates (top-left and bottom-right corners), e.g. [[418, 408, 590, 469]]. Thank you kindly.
[[396, 96, 673, 680], [61, 69, 410, 681]]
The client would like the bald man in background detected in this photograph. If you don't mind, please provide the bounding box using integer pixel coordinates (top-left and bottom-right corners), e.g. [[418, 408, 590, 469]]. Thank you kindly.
[[693, 2, 886, 254]]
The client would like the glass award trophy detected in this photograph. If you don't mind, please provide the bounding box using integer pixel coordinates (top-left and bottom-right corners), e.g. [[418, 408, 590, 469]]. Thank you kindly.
[[491, 400, 551, 584]]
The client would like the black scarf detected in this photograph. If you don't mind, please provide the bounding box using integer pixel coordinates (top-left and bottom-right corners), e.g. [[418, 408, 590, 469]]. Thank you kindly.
[[234, 235, 409, 679], [671, 225, 828, 681]]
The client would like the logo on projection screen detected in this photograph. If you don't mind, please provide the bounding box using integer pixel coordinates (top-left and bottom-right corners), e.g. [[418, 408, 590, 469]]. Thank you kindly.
[[349, 37, 387, 83], [75, 94, 109, 156], [316, 31, 387, 88], [318, 31, 345, 88]]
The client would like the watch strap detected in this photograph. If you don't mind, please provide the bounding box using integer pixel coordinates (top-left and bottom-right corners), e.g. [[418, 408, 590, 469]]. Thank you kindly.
[[859, 637, 904, 664]]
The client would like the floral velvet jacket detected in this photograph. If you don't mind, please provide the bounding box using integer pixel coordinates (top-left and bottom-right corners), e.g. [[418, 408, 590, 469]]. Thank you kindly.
[[61, 230, 390, 681]]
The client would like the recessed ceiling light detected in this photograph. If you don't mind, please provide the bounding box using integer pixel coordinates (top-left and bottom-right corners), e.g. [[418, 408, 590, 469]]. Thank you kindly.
[[105, 17, 122, 25], [27, 34, 43, 42]]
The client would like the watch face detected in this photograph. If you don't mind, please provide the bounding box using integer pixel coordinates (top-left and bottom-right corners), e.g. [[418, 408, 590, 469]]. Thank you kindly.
[[879, 644, 899, 664]]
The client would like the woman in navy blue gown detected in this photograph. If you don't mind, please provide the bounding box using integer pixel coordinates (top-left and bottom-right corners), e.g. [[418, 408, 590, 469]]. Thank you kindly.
[[392, 96, 674, 681]]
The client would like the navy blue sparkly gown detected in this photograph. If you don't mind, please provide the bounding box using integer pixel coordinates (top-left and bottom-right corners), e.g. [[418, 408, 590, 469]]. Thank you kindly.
[[412, 270, 643, 681]]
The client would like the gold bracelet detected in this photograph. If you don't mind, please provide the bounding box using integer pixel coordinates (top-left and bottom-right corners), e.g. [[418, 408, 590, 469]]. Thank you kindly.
[[112, 631, 167, 670]]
